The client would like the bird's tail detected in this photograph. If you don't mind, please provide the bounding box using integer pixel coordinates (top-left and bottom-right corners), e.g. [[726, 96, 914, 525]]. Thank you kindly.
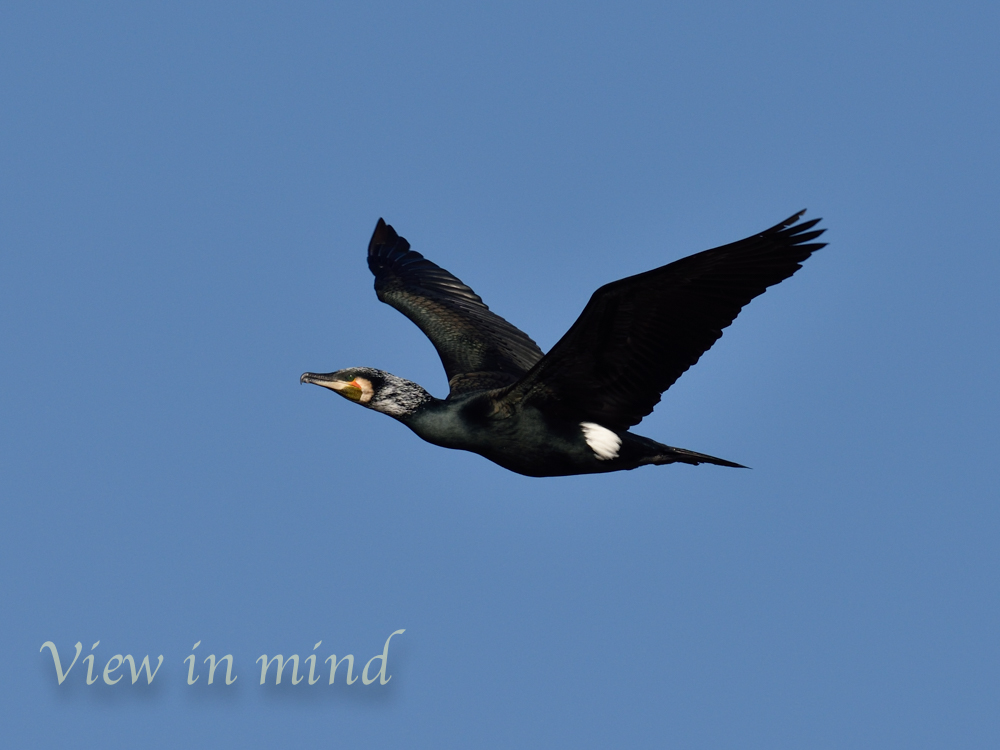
[[652, 445, 747, 469]]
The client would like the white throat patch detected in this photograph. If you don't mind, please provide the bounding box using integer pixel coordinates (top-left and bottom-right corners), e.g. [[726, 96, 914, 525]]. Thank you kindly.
[[580, 422, 621, 461]]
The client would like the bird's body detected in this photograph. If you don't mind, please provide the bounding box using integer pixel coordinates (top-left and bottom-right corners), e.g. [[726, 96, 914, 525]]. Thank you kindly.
[[302, 212, 825, 477]]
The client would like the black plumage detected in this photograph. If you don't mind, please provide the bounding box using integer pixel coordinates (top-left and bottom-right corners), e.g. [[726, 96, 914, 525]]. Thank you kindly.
[[366, 219, 544, 393], [301, 212, 826, 477]]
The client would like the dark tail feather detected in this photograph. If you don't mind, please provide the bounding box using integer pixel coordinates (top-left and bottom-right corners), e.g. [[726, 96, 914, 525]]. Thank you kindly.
[[655, 445, 748, 469]]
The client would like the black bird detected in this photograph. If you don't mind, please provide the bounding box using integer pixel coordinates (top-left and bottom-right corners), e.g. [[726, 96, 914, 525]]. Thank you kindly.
[[301, 212, 825, 477]]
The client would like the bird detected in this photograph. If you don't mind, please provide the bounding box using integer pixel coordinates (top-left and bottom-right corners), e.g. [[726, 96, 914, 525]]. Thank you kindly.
[[301, 212, 825, 477]]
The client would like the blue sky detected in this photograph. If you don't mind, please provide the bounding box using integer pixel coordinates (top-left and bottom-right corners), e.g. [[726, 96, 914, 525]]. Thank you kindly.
[[2, 1, 998, 747]]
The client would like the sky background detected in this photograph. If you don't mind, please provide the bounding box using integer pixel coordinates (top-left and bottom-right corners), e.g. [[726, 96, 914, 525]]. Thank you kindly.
[[2, 1, 998, 747]]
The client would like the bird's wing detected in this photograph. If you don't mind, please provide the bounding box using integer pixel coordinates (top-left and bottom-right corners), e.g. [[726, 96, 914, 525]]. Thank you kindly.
[[367, 219, 545, 396], [493, 211, 826, 430]]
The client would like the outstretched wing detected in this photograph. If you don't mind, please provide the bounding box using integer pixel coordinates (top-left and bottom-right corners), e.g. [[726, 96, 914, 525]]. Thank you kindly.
[[495, 211, 826, 429], [367, 219, 544, 396]]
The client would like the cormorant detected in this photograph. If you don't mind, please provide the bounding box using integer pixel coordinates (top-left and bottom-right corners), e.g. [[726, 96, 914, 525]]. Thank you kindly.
[[301, 212, 825, 477]]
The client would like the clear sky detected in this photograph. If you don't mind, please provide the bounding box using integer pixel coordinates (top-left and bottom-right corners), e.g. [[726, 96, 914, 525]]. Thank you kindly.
[[2, 1, 998, 747]]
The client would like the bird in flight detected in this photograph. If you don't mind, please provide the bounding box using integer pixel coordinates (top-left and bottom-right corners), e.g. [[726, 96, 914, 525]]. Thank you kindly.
[[301, 212, 825, 477]]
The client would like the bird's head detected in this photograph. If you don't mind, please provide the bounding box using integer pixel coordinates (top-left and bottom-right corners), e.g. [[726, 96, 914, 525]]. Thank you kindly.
[[300, 367, 432, 418]]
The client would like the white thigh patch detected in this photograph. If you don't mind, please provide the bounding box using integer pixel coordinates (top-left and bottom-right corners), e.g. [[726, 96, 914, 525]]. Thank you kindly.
[[580, 422, 622, 461]]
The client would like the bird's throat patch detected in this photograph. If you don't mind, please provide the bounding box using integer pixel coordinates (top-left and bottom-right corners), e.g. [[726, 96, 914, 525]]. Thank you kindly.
[[332, 377, 374, 404]]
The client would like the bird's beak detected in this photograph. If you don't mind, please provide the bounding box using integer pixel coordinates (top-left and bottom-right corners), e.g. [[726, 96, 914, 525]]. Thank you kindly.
[[300, 373, 370, 403]]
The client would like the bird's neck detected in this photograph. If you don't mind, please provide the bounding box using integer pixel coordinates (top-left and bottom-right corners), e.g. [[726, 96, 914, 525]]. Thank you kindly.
[[368, 374, 437, 421]]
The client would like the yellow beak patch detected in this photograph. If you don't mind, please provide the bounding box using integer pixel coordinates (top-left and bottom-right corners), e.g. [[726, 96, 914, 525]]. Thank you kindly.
[[329, 377, 374, 404]]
